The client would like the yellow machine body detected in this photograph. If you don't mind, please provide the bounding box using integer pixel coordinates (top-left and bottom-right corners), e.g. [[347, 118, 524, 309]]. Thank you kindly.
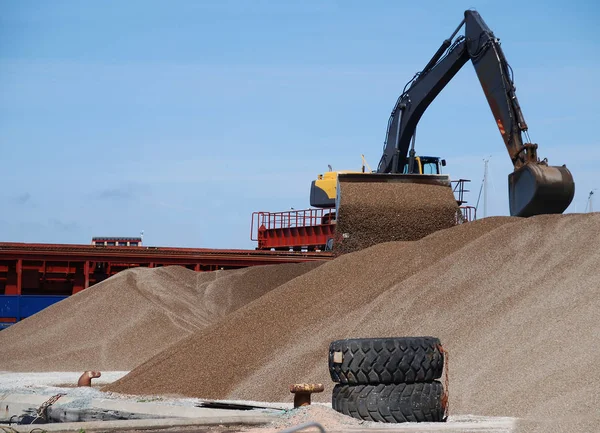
[[310, 156, 444, 208]]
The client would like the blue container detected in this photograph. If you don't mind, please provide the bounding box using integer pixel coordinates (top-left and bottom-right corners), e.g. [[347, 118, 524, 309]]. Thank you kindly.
[[0, 295, 68, 329]]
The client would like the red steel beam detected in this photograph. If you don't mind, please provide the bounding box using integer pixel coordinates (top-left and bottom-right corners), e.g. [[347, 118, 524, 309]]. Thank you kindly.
[[0, 242, 331, 264], [0, 242, 333, 297]]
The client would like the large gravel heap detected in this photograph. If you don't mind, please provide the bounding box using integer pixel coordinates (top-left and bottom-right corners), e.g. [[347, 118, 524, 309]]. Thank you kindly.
[[0, 262, 320, 371], [335, 182, 458, 253], [104, 213, 600, 429]]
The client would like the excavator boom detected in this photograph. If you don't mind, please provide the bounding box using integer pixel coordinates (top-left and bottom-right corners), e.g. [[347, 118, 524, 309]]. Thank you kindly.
[[374, 10, 574, 217]]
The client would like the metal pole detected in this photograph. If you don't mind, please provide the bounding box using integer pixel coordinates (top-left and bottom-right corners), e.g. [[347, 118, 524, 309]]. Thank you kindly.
[[408, 128, 417, 174], [483, 158, 489, 218], [587, 190, 596, 213]]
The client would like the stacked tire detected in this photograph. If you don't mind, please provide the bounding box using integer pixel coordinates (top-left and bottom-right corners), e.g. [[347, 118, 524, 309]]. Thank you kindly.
[[329, 337, 446, 423]]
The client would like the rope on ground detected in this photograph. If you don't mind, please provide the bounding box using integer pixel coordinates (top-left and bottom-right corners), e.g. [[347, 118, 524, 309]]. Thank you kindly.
[[438, 343, 450, 420], [35, 393, 66, 422]]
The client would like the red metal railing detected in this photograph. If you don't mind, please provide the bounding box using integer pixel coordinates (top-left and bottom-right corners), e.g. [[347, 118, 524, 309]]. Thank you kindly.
[[251, 209, 334, 241], [251, 209, 336, 251], [452, 179, 471, 206], [0, 243, 332, 299], [453, 179, 477, 222], [251, 178, 478, 250], [458, 206, 477, 223]]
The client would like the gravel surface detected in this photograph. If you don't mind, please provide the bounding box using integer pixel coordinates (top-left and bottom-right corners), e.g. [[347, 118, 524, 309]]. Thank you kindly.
[[0, 371, 517, 432], [0, 263, 320, 371], [104, 214, 600, 431], [243, 404, 362, 433], [103, 217, 515, 397], [335, 182, 458, 254], [241, 406, 515, 433]]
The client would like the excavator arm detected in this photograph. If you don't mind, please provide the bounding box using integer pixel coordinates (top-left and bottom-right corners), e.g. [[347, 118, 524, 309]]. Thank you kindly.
[[377, 10, 574, 217]]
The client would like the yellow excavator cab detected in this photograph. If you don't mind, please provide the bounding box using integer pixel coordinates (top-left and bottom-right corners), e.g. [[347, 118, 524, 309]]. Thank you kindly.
[[310, 156, 446, 208], [310, 170, 362, 208]]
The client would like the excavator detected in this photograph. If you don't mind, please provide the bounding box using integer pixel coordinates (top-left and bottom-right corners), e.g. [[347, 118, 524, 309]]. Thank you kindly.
[[311, 156, 447, 208], [311, 9, 575, 218]]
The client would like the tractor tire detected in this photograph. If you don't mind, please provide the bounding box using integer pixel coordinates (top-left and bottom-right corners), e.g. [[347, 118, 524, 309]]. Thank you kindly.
[[332, 382, 445, 423], [329, 337, 443, 385]]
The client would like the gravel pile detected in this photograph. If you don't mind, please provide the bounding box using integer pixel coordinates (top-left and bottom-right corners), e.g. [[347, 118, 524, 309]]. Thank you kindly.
[[104, 213, 600, 429], [0, 263, 320, 371], [335, 182, 458, 254], [103, 217, 514, 396], [249, 404, 363, 433]]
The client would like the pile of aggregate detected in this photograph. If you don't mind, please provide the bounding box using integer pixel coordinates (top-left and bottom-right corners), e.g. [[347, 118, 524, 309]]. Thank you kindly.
[[335, 182, 458, 253], [244, 404, 363, 433], [104, 213, 600, 430], [0, 262, 320, 371]]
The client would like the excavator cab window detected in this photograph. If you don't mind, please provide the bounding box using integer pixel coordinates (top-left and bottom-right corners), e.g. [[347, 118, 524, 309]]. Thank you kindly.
[[419, 157, 443, 174], [421, 162, 438, 174], [402, 157, 423, 174]]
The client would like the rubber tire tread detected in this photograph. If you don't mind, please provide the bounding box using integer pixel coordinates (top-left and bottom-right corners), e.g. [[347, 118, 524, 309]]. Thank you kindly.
[[332, 382, 445, 423], [329, 337, 443, 385]]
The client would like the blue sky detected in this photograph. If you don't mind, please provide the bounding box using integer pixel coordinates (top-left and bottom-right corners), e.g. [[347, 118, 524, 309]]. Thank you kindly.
[[1, 0, 598, 248]]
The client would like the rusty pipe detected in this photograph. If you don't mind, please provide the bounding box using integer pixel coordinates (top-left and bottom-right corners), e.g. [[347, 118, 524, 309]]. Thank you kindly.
[[77, 370, 102, 387]]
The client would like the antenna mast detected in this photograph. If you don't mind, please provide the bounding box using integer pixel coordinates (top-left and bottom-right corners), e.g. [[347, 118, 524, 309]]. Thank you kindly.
[[483, 157, 490, 218]]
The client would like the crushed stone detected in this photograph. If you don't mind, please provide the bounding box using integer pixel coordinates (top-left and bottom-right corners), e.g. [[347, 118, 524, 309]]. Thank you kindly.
[[104, 214, 600, 430], [0, 262, 320, 371], [335, 182, 458, 253]]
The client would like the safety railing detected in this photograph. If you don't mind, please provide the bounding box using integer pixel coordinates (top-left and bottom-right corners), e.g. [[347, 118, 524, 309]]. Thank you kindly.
[[457, 205, 477, 223], [251, 209, 334, 241], [452, 179, 471, 206]]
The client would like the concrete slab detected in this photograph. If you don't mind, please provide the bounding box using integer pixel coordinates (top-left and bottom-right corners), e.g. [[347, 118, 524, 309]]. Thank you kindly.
[[337, 415, 516, 432], [0, 373, 517, 433], [79, 397, 272, 418], [0, 371, 128, 389], [1, 393, 279, 426], [3, 416, 270, 432], [1, 393, 59, 422], [0, 416, 517, 433]]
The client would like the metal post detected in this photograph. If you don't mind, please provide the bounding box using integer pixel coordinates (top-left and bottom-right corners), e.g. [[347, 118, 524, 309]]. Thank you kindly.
[[408, 129, 417, 174], [84, 261, 89, 289], [483, 158, 489, 218], [392, 107, 405, 173]]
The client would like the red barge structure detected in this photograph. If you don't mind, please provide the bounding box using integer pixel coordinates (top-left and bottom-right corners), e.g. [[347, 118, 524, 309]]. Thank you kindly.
[[0, 233, 331, 328], [0, 201, 475, 328]]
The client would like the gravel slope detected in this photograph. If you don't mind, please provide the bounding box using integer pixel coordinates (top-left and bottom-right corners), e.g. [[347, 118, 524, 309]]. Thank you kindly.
[[0, 262, 320, 371], [335, 182, 458, 253], [104, 214, 600, 429]]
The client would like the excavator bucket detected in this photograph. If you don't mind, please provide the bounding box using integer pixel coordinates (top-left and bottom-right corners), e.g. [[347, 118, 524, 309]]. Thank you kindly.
[[508, 163, 575, 217], [336, 173, 451, 189], [335, 172, 452, 215], [333, 173, 458, 253]]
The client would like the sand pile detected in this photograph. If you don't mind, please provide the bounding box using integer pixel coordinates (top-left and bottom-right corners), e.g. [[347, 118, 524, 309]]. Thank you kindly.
[[103, 216, 515, 395], [0, 262, 320, 371], [246, 404, 363, 433], [104, 213, 600, 428], [335, 182, 458, 253]]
